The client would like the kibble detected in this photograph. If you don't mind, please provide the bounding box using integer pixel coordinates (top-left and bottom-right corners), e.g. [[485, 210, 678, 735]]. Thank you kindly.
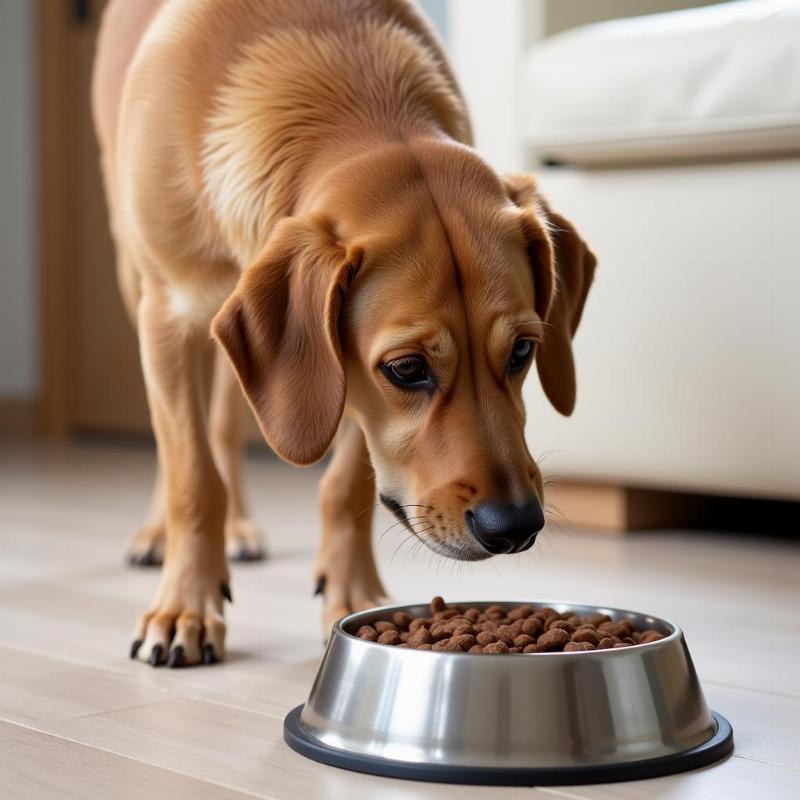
[[377, 629, 401, 645], [354, 599, 669, 654]]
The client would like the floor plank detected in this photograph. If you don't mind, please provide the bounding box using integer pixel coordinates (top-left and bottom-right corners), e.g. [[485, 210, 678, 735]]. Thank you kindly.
[[47, 697, 555, 800], [0, 720, 262, 800], [546, 755, 800, 800]]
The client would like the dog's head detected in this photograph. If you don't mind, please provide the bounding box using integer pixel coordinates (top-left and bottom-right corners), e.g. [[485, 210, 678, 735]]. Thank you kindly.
[[212, 141, 595, 560]]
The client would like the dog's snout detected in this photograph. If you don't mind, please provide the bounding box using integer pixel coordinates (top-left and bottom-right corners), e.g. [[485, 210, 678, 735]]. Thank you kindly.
[[466, 497, 545, 555]]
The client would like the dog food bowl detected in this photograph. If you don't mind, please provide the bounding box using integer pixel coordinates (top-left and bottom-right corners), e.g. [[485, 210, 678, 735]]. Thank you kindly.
[[284, 601, 733, 785]]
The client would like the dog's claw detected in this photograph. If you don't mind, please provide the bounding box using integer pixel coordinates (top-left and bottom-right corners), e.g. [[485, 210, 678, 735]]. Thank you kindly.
[[221, 582, 233, 603], [128, 546, 161, 568], [229, 546, 264, 562], [202, 644, 217, 665], [149, 644, 164, 667], [166, 645, 185, 668], [313, 575, 326, 597], [130, 639, 143, 659]]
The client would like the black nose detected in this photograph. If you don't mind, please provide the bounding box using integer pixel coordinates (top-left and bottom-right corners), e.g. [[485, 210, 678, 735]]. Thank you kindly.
[[466, 497, 545, 555]]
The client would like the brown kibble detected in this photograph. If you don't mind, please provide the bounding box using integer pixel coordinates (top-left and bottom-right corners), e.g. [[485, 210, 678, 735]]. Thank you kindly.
[[407, 627, 433, 647], [508, 605, 533, 621], [496, 625, 516, 645], [393, 611, 412, 630], [451, 634, 477, 650], [374, 621, 398, 634], [564, 641, 595, 652], [377, 630, 401, 645], [430, 627, 450, 642], [357, 625, 378, 642], [430, 596, 446, 613], [432, 638, 462, 652], [521, 617, 543, 637], [362, 598, 669, 656], [546, 619, 575, 634], [572, 629, 600, 646], [523, 643, 545, 653], [598, 622, 631, 638], [537, 628, 571, 651]]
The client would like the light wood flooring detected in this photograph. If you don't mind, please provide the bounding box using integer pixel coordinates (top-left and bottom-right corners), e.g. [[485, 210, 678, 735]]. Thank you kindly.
[[0, 440, 798, 799]]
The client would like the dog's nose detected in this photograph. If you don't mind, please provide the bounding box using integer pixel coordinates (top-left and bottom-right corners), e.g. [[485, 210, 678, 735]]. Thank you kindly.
[[466, 497, 545, 555]]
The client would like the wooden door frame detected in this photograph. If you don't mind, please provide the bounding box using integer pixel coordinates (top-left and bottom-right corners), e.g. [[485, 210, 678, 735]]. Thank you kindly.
[[37, 0, 79, 438]]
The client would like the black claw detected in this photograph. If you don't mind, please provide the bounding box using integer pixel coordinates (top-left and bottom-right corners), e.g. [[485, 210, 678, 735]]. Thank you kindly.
[[149, 644, 164, 667], [313, 575, 326, 597], [221, 582, 233, 603], [130, 639, 143, 659], [166, 645, 186, 669], [127, 547, 162, 568], [202, 644, 217, 665]]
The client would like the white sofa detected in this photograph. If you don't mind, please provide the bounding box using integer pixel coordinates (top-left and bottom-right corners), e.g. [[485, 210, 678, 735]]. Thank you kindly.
[[448, 0, 800, 502]]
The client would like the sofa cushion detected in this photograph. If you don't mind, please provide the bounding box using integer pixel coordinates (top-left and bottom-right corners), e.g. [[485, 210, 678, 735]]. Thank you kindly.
[[523, 0, 800, 165]]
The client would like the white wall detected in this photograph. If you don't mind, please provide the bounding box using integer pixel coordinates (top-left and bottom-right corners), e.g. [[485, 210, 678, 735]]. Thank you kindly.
[[0, 0, 38, 397]]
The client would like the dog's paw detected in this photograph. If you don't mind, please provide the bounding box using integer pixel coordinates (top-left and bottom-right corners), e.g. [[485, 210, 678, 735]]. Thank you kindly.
[[126, 523, 165, 567], [131, 568, 230, 667], [225, 517, 267, 562], [314, 570, 391, 634]]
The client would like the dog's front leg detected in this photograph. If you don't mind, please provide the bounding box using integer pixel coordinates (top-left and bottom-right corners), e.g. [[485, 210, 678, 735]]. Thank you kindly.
[[315, 417, 389, 632], [209, 348, 266, 562], [131, 284, 229, 667]]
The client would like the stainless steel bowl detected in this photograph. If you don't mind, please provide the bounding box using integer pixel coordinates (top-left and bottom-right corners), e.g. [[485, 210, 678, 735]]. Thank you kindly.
[[284, 601, 733, 785]]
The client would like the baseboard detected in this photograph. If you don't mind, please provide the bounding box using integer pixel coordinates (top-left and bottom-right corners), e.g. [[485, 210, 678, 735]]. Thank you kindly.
[[544, 482, 799, 534], [0, 397, 39, 437]]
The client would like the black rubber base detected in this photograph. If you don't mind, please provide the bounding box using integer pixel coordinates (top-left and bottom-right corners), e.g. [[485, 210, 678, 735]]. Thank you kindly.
[[283, 706, 733, 786]]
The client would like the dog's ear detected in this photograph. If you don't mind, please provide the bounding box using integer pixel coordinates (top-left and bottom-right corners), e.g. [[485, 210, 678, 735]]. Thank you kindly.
[[502, 173, 596, 416], [212, 216, 362, 465]]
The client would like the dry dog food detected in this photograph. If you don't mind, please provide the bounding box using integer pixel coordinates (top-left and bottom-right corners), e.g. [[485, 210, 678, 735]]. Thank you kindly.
[[354, 597, 666, 654]]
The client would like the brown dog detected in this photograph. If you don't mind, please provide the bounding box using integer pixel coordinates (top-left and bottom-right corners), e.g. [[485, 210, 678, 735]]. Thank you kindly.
[[92, 0, 595, 667]]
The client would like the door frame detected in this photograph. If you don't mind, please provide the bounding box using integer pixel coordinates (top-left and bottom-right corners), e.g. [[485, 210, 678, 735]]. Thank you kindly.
[[37, 0, 77, 438]]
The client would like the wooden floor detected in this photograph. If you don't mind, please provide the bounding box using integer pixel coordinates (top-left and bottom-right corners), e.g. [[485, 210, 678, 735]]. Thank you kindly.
[[1, 440, 798, 799]]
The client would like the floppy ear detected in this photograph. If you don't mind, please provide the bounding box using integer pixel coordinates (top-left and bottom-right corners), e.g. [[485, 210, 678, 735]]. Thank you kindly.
[[502, 173, 596, 416], [211, 215, 362, 465]]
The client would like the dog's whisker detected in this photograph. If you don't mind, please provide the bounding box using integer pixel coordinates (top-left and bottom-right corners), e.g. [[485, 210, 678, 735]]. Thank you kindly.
[[377, 515, 428, 542]]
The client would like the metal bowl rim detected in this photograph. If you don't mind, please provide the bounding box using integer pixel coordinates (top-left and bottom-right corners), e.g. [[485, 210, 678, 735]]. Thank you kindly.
[[334, 599, 682, 657]]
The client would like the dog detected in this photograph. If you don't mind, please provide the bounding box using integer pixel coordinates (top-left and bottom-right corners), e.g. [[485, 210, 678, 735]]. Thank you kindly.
[[92, 0, 595, 667]]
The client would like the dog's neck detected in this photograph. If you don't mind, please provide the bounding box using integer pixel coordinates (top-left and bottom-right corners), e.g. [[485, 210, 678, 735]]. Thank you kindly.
[[202, 18, 470, 266]]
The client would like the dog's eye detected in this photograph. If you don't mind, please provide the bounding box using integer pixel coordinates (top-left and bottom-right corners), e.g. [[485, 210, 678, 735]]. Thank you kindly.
[[508, 338, 535, 373], [381, 356, 431, 389]]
